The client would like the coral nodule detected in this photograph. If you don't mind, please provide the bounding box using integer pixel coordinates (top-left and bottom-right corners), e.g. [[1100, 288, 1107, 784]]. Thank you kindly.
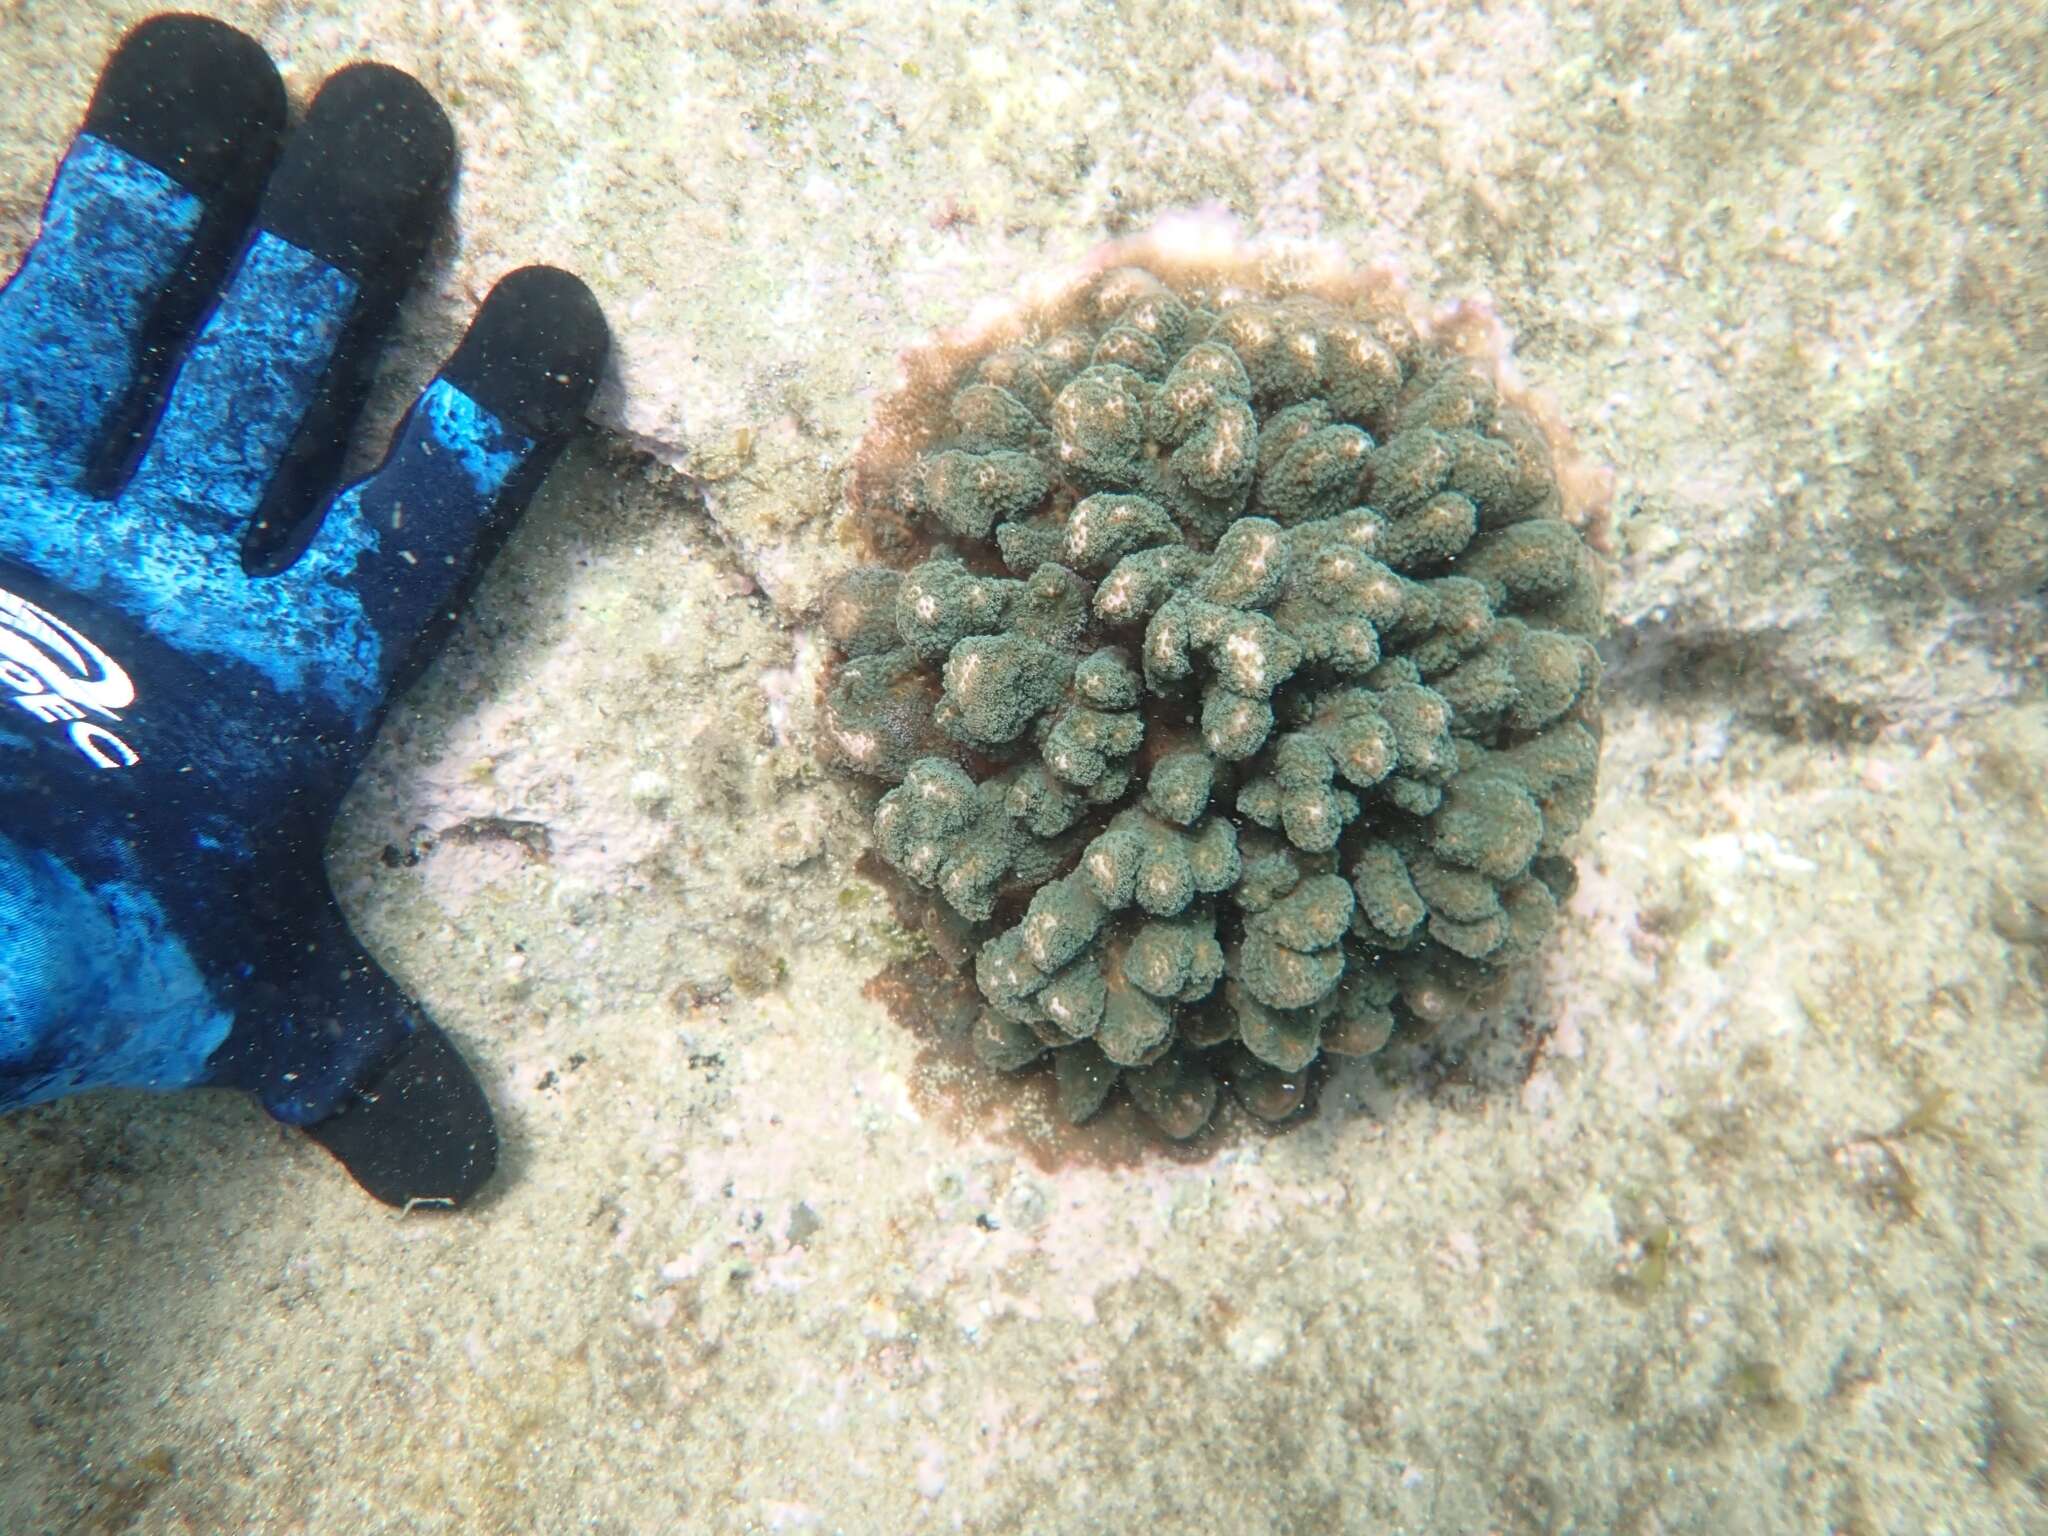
[[827, 234, 1604, 1139]]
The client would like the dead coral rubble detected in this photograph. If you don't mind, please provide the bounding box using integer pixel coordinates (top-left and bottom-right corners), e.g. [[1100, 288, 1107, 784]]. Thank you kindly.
[[825, 261, 1602, 1136]]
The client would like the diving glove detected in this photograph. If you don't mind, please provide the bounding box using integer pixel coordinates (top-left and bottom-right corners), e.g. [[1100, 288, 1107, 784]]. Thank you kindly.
[[0, 14, 608, 1207]]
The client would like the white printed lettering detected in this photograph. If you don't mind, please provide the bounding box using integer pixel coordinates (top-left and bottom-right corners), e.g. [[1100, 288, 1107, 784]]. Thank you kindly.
[[70, 721, 139, 770], [0, 581, 141, 767], [17, 692, 84, 723]]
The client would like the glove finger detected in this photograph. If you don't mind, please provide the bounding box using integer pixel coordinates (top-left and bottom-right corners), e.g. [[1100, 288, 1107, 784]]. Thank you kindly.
[[301, 1017, 500, 1209], [203, 874, 498, 1207], [283, 265, 607, 698], [128, 63, 453, 548], [0, 15, 283, 489]]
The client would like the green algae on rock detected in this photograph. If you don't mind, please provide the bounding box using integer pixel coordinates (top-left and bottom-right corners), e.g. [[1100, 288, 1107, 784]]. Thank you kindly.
[[826, 232, 1605, 1138]]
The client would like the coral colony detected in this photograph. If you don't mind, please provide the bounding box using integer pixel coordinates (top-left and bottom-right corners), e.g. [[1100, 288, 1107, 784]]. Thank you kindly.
[[826, 247, 1602, 1137]]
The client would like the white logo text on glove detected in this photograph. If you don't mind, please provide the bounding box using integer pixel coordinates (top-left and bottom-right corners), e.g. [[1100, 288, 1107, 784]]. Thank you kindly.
[[0, 581, 140, 769]]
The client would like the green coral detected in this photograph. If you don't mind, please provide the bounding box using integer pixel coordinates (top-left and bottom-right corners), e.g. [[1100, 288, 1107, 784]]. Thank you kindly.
[[918, 447, 1049, 539], [1038, 648, 1144, 799], [873, 759, 1022, 923], [820, 567, 903, 657], [821, 645, 941, 779], [824, 262, 1604, 1138], [936, 633, 1071, 747]]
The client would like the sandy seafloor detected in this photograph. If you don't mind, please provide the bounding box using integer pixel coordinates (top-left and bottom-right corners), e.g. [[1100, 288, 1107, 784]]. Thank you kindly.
[[2, 1, 2045, 1531]]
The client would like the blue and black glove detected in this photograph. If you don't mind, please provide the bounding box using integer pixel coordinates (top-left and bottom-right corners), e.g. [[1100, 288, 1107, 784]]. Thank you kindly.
[[0, 15, 608, 1206]]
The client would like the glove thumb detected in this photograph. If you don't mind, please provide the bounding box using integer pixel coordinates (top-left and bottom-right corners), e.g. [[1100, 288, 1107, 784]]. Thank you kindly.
[[213, 882, 499, 1208]]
